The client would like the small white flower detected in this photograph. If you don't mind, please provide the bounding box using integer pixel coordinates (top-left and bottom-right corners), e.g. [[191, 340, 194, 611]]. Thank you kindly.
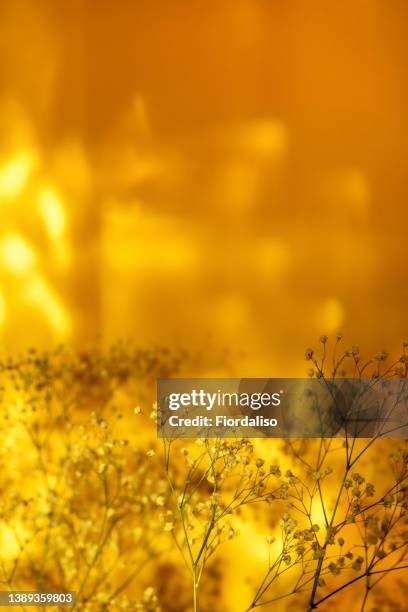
[[164, 522, 174, 531]]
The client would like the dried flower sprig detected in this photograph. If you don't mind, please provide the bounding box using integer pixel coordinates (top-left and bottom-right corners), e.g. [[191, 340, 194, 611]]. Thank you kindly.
[[162, 437, 283, 611], [248, 337, 408, 611], [0, 343, 180, 611]]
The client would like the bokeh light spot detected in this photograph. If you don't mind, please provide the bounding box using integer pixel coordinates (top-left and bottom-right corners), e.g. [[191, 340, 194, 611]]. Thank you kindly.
[[24, 276, 70, 338], [319, 298, 344, 333], [0, 234, 36, 273], [0, 151, 37, 199], [38, 187, 66, 241], [236, 119, 289, 159]]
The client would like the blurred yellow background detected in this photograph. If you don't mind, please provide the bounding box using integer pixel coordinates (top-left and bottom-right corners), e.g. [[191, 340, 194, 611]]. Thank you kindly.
[[1, 4, 408, 611], [0, 0, 407, 369]]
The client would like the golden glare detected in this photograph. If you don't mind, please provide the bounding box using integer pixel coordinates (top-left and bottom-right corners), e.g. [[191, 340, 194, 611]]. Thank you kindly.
[[319, 298, 344, 333], [236, 119, 289, 159], [24, 276, 70, 338], [0, 234, 36, 273], [37, 187, 66, 241], [0, 151, 37, 199]]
